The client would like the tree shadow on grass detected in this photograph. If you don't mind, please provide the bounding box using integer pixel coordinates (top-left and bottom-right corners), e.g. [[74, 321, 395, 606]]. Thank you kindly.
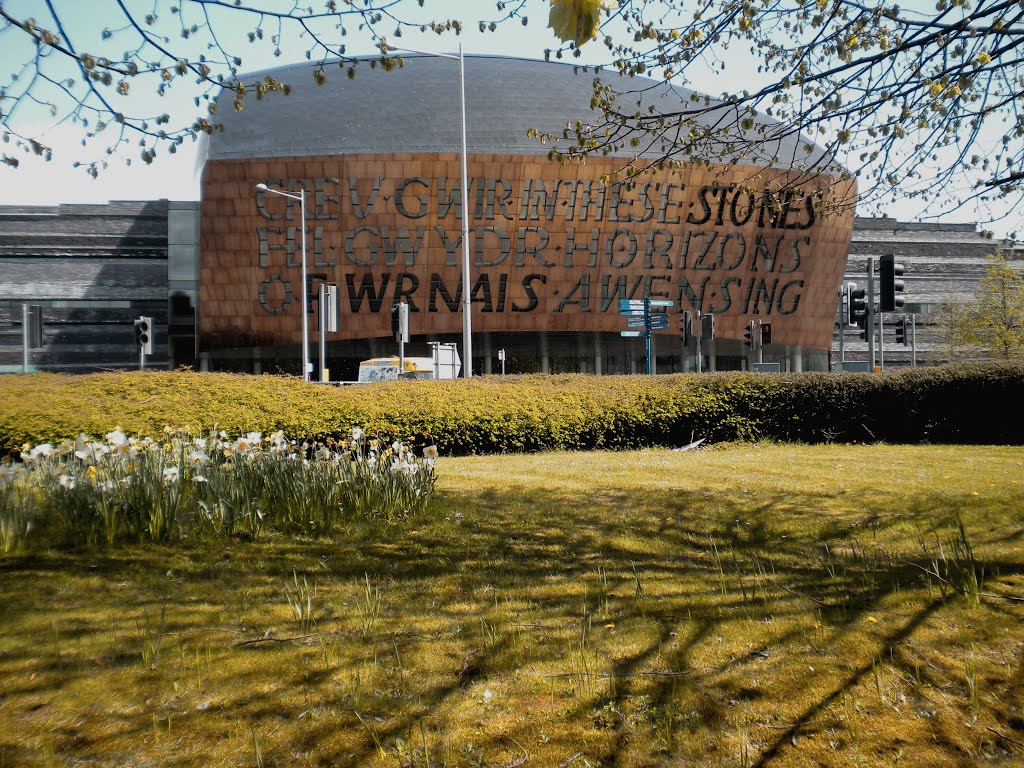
[[1, 480, 1023, 766]]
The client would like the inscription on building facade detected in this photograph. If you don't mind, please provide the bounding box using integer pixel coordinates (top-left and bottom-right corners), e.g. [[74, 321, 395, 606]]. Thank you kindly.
[[254, 175, 819, 319], [198, 153, 853, 350]]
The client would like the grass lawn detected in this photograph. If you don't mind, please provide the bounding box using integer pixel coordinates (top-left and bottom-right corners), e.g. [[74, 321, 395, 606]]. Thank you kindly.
[[2, 444, 1023, 767]]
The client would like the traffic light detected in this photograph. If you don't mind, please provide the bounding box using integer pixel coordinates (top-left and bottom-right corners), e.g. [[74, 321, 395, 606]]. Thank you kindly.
[[880, 253, 905, 312], [848, 286, 867, 326], [680, 311, 694, 346], [895, 315, 908, 346], [744, 320, 755, 348], [398, 302, 410, 343], [134, 316, 153, 354], [28, 305, 43, 348], [760, 322, 773, 346], [390, 302, 410, 343], [701, 313, 715, 341], [322, 284, 339, 333], [390, 304, 401, 341]]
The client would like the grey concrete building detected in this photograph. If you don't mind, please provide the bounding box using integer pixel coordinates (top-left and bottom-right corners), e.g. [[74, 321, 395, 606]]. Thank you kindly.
[[0, 200, 199, 373], [834, 217, 1021, 369]]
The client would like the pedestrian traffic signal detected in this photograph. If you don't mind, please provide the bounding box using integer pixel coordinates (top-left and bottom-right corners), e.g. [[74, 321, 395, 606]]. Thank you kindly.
[[744, 320, 755, 348], [760, 322, 773, 346], [701, 313, 715, 341], [880, 253, 906, 312], [134, 316, 153, 354], [28, 305, 43, 348], [680, 311, 694, 346], [390, 304, 401, 341], [398, 302, 410, 343], [848, 287, 867, 326], [895, 315, 909, 346]]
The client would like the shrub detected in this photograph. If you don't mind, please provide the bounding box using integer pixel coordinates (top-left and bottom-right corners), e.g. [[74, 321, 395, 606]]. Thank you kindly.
[[1, 364, 1021, 456]]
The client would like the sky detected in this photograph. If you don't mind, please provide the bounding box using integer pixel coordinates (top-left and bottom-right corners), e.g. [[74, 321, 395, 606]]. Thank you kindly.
[[0, 0, 554, 205], [0, 0, 1018, 236]]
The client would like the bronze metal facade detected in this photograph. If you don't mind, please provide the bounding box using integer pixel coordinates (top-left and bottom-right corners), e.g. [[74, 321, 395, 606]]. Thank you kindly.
[[200, 153, 855, 353]]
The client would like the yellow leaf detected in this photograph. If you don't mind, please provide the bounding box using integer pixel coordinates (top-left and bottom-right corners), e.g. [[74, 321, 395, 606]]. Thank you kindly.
[[548, 0, 610, 47]]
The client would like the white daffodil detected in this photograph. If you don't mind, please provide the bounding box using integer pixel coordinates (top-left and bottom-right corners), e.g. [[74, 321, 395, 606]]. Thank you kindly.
[[162, 466, 180, 483], [269, 431, 289, 453], [188, 450, 210, 466], [58, 474, 77, 490], [350, 427, 364, 442], [74, 441, 108, 464], [423, 445, 439, 459], [194, 437, 208, 450], [105, 429, 128, 446]]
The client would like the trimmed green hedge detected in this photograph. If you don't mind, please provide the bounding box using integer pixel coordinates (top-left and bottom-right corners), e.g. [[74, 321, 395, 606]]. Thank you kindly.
[[1, 364, 1021, 453]]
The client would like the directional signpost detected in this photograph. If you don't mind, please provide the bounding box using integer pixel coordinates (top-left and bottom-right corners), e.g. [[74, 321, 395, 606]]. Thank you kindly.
[[648, 314, 669, 331], [618, 298, 674, 375]]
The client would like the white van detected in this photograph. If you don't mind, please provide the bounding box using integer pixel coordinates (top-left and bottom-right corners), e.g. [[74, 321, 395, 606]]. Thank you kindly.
[[357, 357, 443, 383]]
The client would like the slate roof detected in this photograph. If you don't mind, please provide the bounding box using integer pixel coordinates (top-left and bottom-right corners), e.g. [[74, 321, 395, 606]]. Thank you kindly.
[[206, 55, 837, 172]]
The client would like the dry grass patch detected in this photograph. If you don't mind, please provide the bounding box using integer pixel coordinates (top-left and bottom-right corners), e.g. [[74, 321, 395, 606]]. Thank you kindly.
[[1, 444, 1023, 767]]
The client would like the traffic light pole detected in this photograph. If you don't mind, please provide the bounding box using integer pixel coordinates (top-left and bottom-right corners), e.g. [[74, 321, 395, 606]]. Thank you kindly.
[[878, 312, 884, 371], [319, 283, 327, 383], [22, 303, 30, 374], [695, 312, 703, 374], [757, 319, 764, 364], [867, 260, 876, 371], [644, 297, 653, 376], [911, 315, 917, 368], [398, 303, 405, 376], [838, 290, 846, 365]]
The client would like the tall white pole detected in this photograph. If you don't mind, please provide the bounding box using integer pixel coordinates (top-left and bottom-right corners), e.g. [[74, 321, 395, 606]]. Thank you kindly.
[[457, 42, 472, 378], [257, 183, 311, 382], [300, 188, 310, 382], [384, 43, 472, 376]]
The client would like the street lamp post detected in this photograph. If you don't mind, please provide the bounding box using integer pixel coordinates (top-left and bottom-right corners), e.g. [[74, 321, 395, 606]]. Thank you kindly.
[[255, 182, 310, 382], [387, 42, 472, 378]]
